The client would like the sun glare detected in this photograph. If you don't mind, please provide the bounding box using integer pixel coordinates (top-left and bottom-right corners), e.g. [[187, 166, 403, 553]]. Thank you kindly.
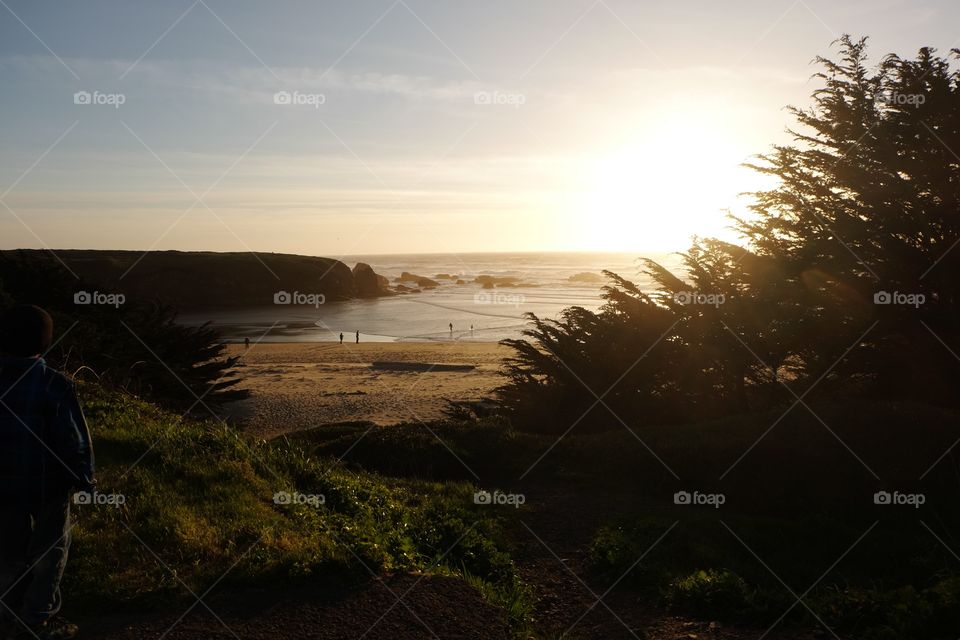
[[572, 112, 755, 252]]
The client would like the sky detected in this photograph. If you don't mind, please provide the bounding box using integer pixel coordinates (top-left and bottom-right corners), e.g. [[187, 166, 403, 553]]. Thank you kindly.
[[0, 0, 958, 257]]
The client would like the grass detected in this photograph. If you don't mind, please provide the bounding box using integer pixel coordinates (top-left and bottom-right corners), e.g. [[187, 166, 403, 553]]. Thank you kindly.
[[293, 400, 960, 639], [587, 514, 960, 638], [66, 383, 960, 638], [66, 383, 533, 630]]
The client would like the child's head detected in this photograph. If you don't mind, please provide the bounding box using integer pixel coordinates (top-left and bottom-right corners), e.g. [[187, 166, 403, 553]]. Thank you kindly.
[[0, 304, 54, 357]]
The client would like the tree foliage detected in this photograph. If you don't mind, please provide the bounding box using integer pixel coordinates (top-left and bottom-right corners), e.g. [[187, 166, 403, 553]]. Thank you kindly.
[[499, 36, 960, 432]]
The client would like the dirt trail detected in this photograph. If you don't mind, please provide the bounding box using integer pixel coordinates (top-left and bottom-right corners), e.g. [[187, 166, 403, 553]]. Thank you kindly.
[[85, 574, 511, 640], [507, 481, 820, 640]]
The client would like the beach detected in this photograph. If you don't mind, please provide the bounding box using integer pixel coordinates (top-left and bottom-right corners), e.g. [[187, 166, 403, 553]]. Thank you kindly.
[[223, 342, 511, 438]]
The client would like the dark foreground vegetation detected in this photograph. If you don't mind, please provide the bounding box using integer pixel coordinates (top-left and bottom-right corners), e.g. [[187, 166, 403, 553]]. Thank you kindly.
[[64, 378, 960, 639], [295, 399, 960, 639]]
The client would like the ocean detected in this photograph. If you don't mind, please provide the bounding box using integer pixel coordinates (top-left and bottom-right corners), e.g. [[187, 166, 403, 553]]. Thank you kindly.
[[181, 252, 681, 343]]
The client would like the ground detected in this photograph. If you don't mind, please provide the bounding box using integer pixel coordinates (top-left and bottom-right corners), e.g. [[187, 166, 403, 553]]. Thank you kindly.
[[78, 343, 835, 639], [222, 343, 509, 437]]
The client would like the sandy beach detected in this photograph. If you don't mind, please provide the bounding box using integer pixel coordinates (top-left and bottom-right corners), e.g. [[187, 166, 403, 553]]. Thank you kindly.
[[223, 342, 511, 438]]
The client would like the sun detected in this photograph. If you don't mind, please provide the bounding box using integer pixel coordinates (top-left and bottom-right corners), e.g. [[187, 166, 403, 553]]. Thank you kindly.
[[570, 112, 758, 253]]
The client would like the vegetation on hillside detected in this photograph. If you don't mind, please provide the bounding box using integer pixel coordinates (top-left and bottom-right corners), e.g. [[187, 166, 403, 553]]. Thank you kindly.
[[487, 36, 960, 638], [66, 382, 531, 628], [296, 401, 960, 639]]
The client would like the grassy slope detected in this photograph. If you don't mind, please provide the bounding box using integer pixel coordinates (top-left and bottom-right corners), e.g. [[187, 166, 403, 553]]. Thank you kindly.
[[65, 382, 960, 638], [295, 402, 960, 639], [66, 383, 531, 628]]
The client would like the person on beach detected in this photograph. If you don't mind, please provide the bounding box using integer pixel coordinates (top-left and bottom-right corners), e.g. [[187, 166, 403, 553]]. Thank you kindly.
[[244, 337, 250, 349], [0, 305, 94, 640], [449, 322, 453, 334], [339, 332, 344, 344], [355, 330, 359, 344]]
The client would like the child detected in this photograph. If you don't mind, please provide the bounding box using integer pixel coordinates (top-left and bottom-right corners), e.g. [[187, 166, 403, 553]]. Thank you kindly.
[[0, 305, 94, 640]]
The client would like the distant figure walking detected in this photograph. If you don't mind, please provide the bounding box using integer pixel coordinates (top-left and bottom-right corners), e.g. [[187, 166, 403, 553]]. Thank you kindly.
[[339, 332, 343, 345], [449, 322, 453, 333], [244, 337, 250, 349], [355, 330, 360, 344]]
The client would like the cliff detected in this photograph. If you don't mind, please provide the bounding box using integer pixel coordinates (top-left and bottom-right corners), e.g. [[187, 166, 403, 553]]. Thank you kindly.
[[0, 250, 390, 310]]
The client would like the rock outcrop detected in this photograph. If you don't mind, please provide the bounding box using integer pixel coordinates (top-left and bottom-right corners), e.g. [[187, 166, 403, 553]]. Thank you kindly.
[[397, 272, 439, 288], [1, 249, 390, 310], [352, 262, 387, 298]]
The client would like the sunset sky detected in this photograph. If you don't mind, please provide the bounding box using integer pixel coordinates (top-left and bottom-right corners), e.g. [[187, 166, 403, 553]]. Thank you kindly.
[[1, 0, 957, 256]]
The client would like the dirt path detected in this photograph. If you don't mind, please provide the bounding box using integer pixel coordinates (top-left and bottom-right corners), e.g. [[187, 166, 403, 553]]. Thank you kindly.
[[508, 482, 821, 640], [85, 574, 511, 640]]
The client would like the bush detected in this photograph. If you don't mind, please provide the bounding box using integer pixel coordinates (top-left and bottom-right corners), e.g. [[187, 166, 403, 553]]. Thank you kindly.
[[588, 515, 960, 638], [663, 569, 752, 619]]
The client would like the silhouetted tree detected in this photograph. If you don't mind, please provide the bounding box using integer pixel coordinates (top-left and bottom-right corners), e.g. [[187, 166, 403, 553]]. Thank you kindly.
[[737, 35, 960, 402], [499, 36, 960, 432], [0, 251, 246, 412]]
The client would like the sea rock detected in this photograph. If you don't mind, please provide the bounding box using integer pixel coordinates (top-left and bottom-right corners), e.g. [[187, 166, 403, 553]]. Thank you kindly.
[[399, 271, 439, 288], [569, 271, 603, 283], [352, 262, 386, 297], [475, 275, 522, 289]]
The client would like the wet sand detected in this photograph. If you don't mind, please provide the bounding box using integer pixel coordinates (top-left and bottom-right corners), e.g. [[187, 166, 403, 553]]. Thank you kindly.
[[222, 342, 510, 439]]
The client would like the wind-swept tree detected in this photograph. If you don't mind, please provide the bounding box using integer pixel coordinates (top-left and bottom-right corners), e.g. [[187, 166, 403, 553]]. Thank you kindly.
[[499, 36, 960, 432], [737, 36, 960, 402]]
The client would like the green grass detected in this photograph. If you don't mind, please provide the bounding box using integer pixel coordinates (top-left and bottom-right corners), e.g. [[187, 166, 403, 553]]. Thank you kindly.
[[588, 514, 960, 638], [68, 385, 960, 639], [66, 383, 532, 630], [293, 401, 960, 639]]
